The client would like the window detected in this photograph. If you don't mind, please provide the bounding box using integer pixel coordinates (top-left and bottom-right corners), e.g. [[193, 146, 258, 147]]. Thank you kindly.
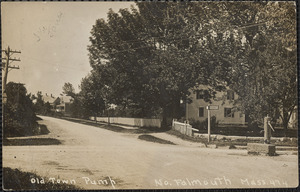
[[224, 108, 234, 118], [196, 90, 204, 99], [227, 90, 234, 100], [199, 107, 204, 117], [240, 113, 244, 118]]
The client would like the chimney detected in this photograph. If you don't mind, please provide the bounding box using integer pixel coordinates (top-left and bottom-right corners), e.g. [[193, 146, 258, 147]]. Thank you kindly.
[[46, 93, 48, 96], [51, 94, 53, 98]]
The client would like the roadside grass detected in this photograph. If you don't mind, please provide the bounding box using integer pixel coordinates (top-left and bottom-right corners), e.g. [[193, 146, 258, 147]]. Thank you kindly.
[[138, 134, 176, 145], [4, 123, 50, 138], [272, 139, 298, 147], [166, 129, 298, 147], [3, 167, 80, 190], [3, 138, 61, 146], [196, 126, 297, 138], [3, 123, 62, 146], [166, 129, 250, 147]]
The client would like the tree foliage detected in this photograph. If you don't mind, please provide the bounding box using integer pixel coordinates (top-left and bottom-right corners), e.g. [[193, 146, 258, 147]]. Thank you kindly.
[[86, 2, 296, 130], [222, 2, 297, 132], [4, 82, 38, 137], [62, 82, 75, 97], [88, 3, 231, 125], [78, 73, 106, 118]]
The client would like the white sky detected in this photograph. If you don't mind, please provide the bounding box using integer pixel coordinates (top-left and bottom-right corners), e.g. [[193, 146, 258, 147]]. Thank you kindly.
[[2, 2, 134, 96]]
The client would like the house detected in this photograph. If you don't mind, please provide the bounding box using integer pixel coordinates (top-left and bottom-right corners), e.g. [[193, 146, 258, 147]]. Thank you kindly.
[[56, 95, 73, 116], [186, 87, 297, 128], [186, 87, 247, 126], [42, 93, 60, 111]]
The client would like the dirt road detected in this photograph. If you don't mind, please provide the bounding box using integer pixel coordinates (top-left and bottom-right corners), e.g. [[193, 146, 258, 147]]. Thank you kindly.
[[3, 116, 298, 189]]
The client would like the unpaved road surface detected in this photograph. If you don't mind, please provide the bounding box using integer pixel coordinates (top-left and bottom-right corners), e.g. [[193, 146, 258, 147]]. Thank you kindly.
[[3, 116, 298, 189]]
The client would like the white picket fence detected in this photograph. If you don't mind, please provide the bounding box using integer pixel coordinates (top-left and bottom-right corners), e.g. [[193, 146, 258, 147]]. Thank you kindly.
[[89, 116, 161, 128], [172, 119, 198, 137]]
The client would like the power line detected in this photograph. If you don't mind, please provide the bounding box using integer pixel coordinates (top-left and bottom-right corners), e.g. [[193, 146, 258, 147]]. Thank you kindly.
[[1, 46, 21, 94], [96, 20, 267, 55], [21, 55, 84, 71], [98, 20, 267, 48]]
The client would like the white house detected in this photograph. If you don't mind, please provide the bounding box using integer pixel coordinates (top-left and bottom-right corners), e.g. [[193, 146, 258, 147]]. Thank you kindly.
[[186, 87, 247, 125], [186, 86, 297, 128]]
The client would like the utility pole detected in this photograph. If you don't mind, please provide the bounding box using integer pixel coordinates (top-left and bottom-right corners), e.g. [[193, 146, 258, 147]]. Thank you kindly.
[[2, 46, 21, 94], [1, 46, 21, 137]]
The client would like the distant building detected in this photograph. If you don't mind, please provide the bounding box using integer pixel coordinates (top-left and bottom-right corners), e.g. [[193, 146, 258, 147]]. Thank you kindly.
[[186, 87, 247, 126], [56, 95, 74, 116], [42, 93, 60, 111]]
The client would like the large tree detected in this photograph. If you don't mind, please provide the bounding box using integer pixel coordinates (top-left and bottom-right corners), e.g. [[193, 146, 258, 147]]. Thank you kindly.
[[222, 2, 297, 133], [78, 72, 106, 119], [62, 82, 76, 98], [88, 2, 229, 126], [178, 2, 296, 133], [87, 2, 296, 130]]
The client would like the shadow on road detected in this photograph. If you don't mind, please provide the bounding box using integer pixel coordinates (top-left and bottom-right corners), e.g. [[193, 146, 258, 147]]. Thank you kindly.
[[3, 138, 61, 146], [62, 117, 171, 135], [138, 134, 176, 145]]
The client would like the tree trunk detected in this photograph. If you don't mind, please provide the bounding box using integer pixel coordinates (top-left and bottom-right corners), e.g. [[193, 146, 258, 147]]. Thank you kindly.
[[161, 106, 168, 129], [283, 120, 288, 137], [282, 110, 289, 137], [171, 97, 181, 120]]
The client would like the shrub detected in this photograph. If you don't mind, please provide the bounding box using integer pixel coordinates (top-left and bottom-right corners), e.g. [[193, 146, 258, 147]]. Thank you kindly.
[[4, 82, 38, 137], [189, 116, 218, 131]]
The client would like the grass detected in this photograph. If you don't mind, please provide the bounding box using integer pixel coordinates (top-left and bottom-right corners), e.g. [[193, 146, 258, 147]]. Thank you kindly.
[[196, 127, 297, 138], [3, 138, 61, 146], [166, 129, 248, 147], [166, 129, 298, 147], [2, 167, 80, 190], [3, 122, 62, 146], [4, 123, 50, 138], [138, 134, 176, 145]]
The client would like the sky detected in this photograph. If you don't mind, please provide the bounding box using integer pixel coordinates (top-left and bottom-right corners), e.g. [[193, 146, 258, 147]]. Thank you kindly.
[[2, 2, 134, 96]]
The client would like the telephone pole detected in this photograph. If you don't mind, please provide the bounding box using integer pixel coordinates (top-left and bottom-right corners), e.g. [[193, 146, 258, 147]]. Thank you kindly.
[[2, 46, 21, 94]]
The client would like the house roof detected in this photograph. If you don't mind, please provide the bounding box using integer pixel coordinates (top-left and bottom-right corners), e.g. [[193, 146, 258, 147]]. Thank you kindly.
[[59, 95, 73, 103], [42, 95, 58, 104]]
